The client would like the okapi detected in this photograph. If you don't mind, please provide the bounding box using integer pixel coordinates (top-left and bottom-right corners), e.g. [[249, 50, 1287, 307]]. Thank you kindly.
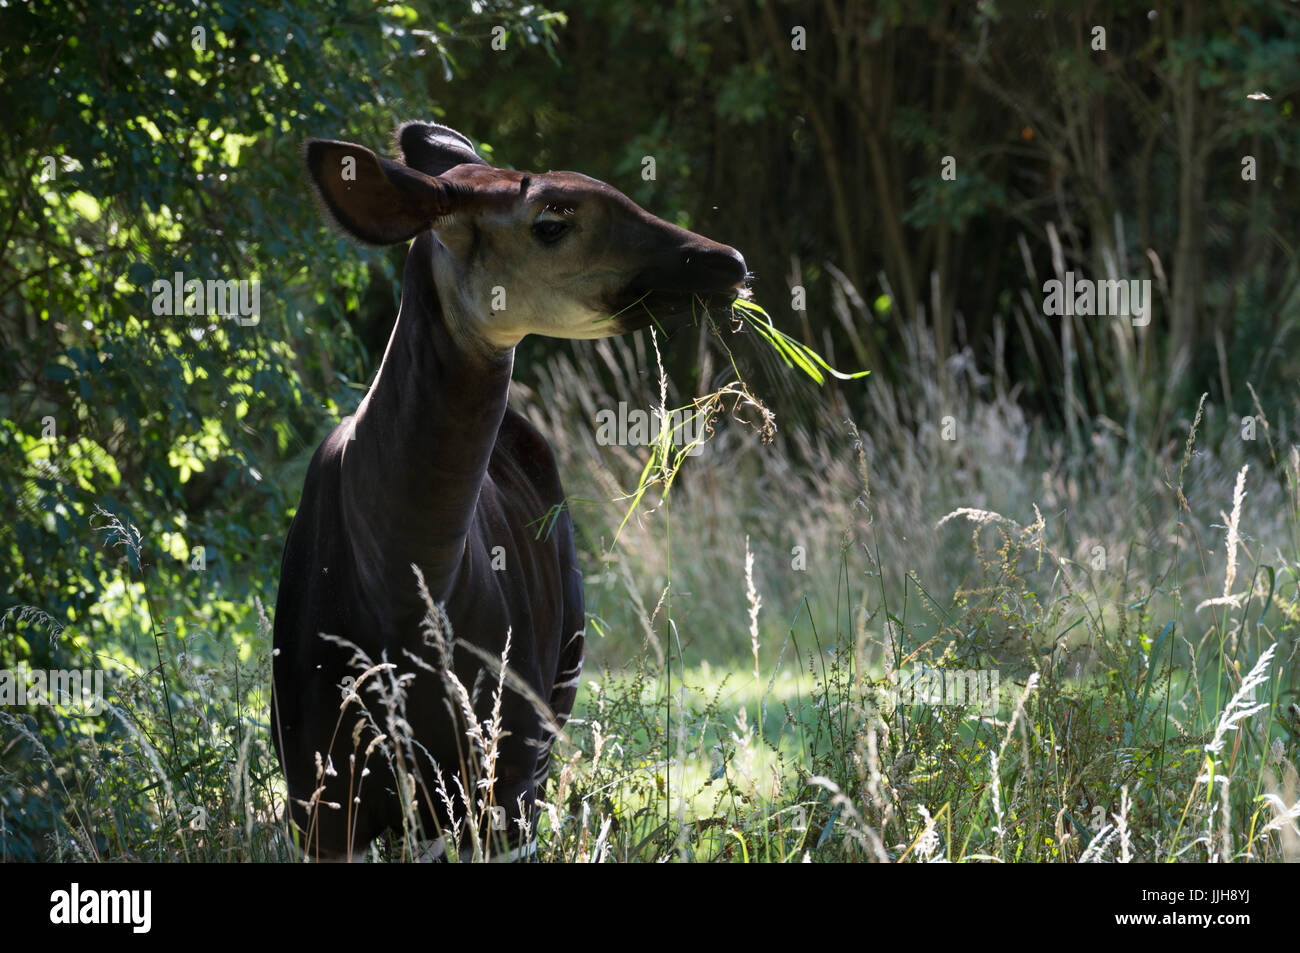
[[271, 121, 747, 860]]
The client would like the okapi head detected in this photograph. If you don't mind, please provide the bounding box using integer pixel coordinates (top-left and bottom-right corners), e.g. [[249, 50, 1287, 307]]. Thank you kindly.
[[304, 122, 748, 352]]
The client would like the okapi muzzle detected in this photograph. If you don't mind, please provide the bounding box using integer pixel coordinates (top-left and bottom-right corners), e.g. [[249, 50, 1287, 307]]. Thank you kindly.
[[271, 120, 746, 860]]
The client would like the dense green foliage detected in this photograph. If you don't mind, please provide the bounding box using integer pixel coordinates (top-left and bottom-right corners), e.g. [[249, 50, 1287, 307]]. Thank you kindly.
[[0, 0, 567, 653]]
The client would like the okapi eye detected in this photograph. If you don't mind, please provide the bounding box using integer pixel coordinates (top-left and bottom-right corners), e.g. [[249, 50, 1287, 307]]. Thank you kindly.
[[531, 218, 570, 244]]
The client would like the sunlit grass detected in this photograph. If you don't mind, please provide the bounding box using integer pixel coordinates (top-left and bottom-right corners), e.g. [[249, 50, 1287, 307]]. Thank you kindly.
[[3, 287, 1298, 861]]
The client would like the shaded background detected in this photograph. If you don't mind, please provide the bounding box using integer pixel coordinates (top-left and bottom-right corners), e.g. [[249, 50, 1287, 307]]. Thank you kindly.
[[2, 0, 1298, 860]]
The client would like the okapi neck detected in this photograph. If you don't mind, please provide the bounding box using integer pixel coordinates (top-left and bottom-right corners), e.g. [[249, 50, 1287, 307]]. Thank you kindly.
[[340, 232, 515, 607]]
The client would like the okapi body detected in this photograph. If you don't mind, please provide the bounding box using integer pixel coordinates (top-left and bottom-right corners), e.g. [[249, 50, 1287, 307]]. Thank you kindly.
[[271, 121, 746, 860]]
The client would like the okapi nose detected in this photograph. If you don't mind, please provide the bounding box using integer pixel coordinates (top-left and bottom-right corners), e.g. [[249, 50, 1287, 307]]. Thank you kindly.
[[682, 245, 747, 289]]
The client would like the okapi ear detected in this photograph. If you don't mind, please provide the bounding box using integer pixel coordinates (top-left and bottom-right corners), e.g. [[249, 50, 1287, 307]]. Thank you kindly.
[[304, 138, 471, 246], [396, 121, 488, 176]]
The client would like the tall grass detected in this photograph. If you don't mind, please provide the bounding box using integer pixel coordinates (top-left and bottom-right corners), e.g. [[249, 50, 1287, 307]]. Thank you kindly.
[[510, 266, 1298, 861], [2, 258, 1297, 860]]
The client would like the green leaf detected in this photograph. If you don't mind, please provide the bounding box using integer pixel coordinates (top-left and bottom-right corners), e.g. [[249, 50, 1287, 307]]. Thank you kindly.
[[1257, 565, 1275, 626], [731, 298, 870, 386], [1138, 621, 1174, 720]]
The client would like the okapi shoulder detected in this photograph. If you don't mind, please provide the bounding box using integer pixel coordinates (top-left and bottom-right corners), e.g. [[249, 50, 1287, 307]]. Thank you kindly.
[[494, 407, 563, 494]]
